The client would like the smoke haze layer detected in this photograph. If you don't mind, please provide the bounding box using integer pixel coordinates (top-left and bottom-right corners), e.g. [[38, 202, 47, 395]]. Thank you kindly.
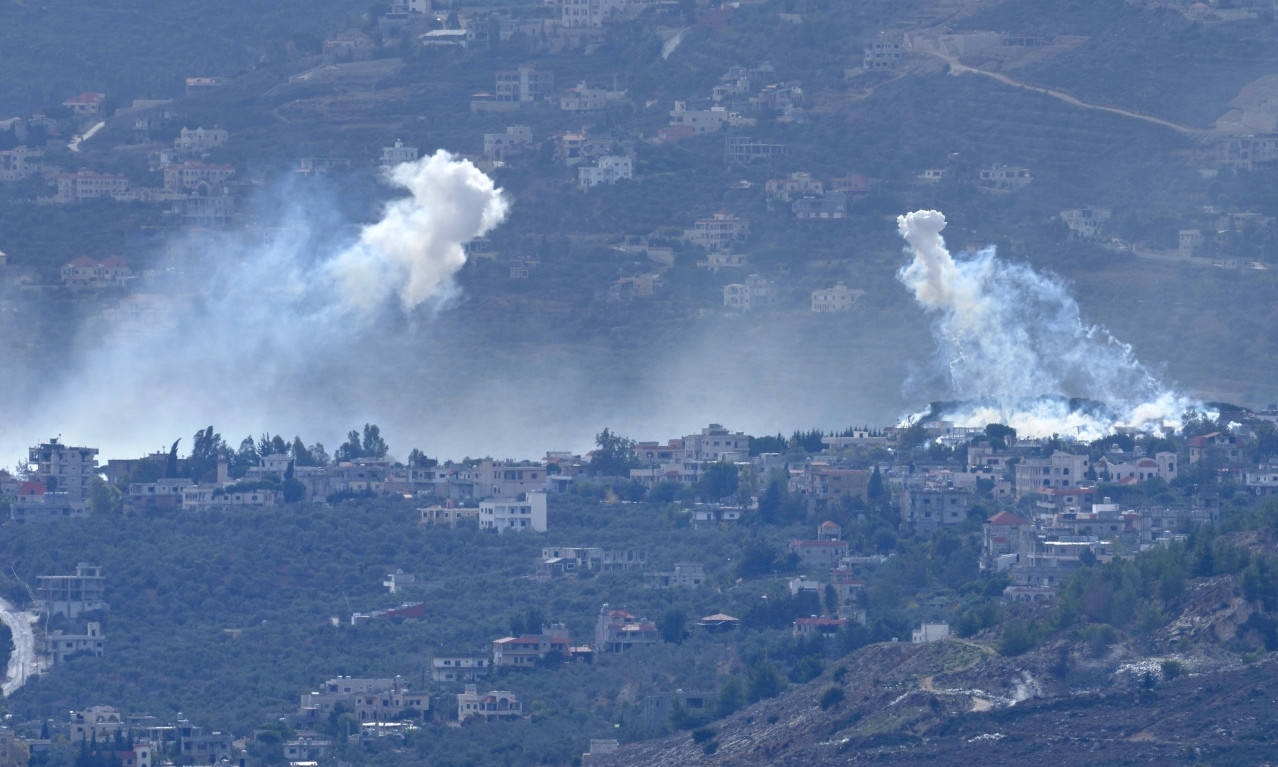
[[2, 153, 919, 465], [895, 209, 1200, 439]]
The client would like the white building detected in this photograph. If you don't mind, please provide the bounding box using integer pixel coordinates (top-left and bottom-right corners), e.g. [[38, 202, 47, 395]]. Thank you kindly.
[[483, 126, 533, 160], [479, 491, 547, 533], [1061, 207, 1112, 238], [560, 82, 626, 112], [668, 102, 729, 135], [381, 140, 419, 167], [864, 37, 904, 70], [682, 424, 749, 463], [911, 623, 950, 643], [689, 210, 749, 251], [578, 155, 633, 189], [978, 165, 1032, 192], [723, 274, 776, 310], [811, 282, 864, 312], [174, 127, 229, 152], [561, 0, 626, 29]]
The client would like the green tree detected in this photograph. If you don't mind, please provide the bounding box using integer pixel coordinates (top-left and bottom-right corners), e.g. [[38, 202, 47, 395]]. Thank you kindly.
[[657, 608, 687, 644], [746, 660, 785, 702], [698, 461, 739, 501], [335, 430, 363, 462], [89, 476, 122, 516], [589, 428, 637, 476], [361, 423, 388, 459]]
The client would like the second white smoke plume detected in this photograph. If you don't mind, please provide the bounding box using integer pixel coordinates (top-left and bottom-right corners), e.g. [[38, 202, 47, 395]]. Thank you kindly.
[[896, 209, 1199, 439]]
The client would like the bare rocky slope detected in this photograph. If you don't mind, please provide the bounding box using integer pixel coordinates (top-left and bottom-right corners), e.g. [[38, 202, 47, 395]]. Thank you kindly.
[[594, 571, 1278, 766]]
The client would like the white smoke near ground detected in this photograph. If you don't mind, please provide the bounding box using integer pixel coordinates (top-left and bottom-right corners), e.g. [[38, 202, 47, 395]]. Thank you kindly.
[[896, 209, 1201, 439], [0, 150, 508, 461]]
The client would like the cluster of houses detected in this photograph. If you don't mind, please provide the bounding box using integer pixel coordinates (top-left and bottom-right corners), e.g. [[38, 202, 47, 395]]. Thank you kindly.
[[0, 706, 236, 767]]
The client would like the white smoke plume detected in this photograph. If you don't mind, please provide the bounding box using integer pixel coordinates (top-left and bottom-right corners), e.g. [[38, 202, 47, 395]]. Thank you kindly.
[[330, 151, 508, 313], [0, 151, 508, 461], [896, 209, 1200, 439]]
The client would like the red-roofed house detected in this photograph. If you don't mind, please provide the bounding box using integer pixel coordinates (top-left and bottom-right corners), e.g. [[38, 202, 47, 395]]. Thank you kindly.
[[491, 625, 573, 668], [983, 511, 1031, 562], [63, 92, 106, 117], [793, 616, 847, 638]]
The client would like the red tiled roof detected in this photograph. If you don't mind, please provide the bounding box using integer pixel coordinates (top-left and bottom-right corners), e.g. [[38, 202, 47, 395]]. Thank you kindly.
[[18, 481, 45, 495], [987, 511, 1028, 526]]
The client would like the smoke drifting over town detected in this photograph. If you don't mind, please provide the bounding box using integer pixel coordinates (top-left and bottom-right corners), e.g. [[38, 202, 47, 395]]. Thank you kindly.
[[896, 209, 1201, 439], [1, 152, 510, 461], [3, 152, 910, 464]]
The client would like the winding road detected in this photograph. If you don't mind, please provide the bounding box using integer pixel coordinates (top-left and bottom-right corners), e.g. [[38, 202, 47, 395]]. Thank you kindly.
[[914, 38, 1204, 138], [0, 597, 37, 696]]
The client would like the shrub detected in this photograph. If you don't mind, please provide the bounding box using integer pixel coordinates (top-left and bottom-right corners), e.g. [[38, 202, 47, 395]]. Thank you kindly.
[[819, 686, 844, 710]]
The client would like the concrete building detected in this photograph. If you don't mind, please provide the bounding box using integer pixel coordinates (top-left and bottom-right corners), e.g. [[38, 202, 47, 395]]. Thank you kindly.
[[496, 64, 554, 103], [811, 282, 863, 312], [479, 491, 547, 533], [431, 653, 490, 683], [978, 165, 1032, 192], [46, 621, 105, 665], [174, 127, 228, 152], [594, 604, 659, 653], [723, 273, 776, 310], [28, 438, 98, 509], [645, 562, 705, 588], [380, 139, 419, 167], [45, 170, 128, 201], [482, 126, 533, 160], [561, 0, 626, 28], [863, 36, 904, 70], [682, 424, 749, 463], [690, 210, 746, 250], [667, 101, 730, 135], [578, 155, 633, 189], [457, 686, 521, 722], [37, 563, 107, 618], [1014, 451, 1090, 500]]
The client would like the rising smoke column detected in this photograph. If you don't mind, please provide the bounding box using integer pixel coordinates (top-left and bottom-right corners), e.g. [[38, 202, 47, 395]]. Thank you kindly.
[[329, 150, 509, 313], [0, 151, 509, 461], [895, 209, 1198, 438]]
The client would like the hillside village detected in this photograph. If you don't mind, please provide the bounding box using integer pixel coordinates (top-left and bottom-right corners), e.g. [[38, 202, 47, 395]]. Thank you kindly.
[[2, 0, 1278, 327], [0, 401, 1276, 765]]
